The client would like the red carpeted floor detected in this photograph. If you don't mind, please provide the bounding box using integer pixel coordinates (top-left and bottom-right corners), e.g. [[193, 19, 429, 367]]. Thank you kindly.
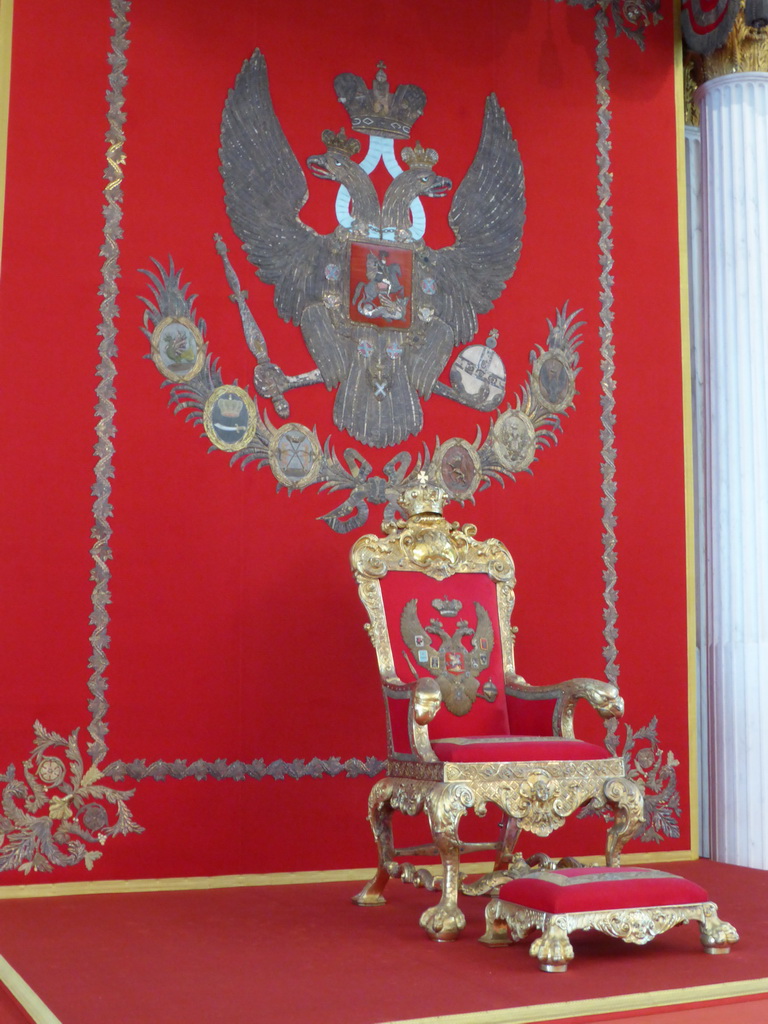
[[0, 860, 764, 1024]]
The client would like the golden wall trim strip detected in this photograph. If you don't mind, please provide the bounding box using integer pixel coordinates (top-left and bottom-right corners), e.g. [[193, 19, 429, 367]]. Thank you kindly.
[[0, 0, 13, 277]]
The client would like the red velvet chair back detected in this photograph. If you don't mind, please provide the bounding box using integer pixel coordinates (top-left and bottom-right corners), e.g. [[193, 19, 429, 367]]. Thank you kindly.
[[379, 570, 511, 754]]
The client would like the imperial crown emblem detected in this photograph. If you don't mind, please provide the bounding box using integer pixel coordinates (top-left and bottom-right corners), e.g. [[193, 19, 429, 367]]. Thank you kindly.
[[334, 61, 426, 139]]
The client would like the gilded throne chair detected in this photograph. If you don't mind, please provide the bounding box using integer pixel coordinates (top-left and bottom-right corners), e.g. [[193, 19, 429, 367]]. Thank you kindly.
[[351, 482, 644, 941]]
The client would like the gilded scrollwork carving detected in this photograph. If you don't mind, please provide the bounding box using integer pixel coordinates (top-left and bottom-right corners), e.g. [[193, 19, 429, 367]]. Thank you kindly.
[[473, 768, 624, 838], [598, 776, 646, 864], [480, 900, 538, 946], [443, 758, 624, 783], [353, 764, 642, 935], [352, 493, 516, 583]]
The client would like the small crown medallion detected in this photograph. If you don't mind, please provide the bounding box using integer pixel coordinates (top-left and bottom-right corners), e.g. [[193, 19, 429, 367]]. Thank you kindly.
[[334, 62, 426, 139], [402, 143, 439, 170], [399, 473, 450, 517], [320, 127, 361, 157], [218, 395, 244, 417], [432, 597, 463, 617]]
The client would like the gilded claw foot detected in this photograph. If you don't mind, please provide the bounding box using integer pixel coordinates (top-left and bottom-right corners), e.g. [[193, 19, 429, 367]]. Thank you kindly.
[[420, 900, 466, 941], [530, 921, 574, 972], [699, 903, 739, 953]]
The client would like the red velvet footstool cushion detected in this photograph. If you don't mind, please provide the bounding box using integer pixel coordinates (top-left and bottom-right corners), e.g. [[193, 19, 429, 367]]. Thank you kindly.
[[497, 867, 709, 915]]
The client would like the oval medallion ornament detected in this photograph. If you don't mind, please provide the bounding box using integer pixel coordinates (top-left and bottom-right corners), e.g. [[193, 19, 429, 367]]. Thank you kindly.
[[532, 350, 576, 412], [492, 409, 536, 472], [203, 386, 257, 452], [151, 316, 205, 383], [448, 331, 507, 413], [434, 439, 482, 502], [268, 423, 322, 490]]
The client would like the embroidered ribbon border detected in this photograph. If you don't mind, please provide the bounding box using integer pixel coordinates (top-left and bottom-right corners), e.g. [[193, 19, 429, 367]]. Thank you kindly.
[[100, 0, 624, 783]]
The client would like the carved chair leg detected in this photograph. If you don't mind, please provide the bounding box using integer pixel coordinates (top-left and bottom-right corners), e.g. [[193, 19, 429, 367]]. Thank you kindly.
[[600, 777, 645, 866], [419, 783, 474, 941], [494, 816, 521, 871], [353, 780, 396, 907], [478, 898, 516, 947]]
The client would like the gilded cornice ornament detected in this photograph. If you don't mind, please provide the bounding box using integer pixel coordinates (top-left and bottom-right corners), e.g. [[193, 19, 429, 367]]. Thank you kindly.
[[700, 5, 768, 76], [559, 0, 662, 48], [685, 3, 768, 123]]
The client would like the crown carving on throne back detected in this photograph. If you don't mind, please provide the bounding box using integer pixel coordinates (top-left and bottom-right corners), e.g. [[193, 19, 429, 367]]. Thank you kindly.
[[398, 474, 451, 519], [355, 474, 514, 585], [334, 62, 426, 139]]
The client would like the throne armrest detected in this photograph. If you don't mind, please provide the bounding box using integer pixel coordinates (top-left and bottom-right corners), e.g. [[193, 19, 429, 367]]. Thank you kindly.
[[409, 677, 441, 761], [504, 674, 623, 740], [381, 674, 441, 762]]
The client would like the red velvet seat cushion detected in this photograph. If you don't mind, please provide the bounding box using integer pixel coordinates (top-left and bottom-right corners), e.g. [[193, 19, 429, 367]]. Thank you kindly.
[[432, 736, 609, 762], [497, 868, 709, 914]]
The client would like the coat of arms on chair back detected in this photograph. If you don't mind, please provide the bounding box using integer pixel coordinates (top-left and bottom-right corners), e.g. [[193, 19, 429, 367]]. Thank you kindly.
[[351, 479, 520, 757]]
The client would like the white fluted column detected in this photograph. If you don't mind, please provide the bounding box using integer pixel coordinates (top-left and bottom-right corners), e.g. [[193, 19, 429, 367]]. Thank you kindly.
[[696, 72, 768, 868]]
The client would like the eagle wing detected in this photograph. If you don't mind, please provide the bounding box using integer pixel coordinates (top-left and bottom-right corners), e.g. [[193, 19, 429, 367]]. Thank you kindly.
[[472, 602, 496, 658], [401, 599, 437, 676], [423, 94, 525, 345], [220, 49, 334, 326]]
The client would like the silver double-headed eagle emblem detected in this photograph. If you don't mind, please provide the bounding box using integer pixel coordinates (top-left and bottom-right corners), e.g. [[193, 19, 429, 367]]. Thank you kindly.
[[401, 597, 498, 717], [218, 51, 524, 449], [142, 51, 583, 530]]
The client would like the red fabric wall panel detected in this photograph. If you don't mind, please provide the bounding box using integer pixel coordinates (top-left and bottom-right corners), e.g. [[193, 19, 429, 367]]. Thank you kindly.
[[0, 0, 689, 882]]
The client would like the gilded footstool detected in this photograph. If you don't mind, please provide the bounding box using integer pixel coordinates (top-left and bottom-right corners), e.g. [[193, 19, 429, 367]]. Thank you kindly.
[[480, 867, 739, 972]]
